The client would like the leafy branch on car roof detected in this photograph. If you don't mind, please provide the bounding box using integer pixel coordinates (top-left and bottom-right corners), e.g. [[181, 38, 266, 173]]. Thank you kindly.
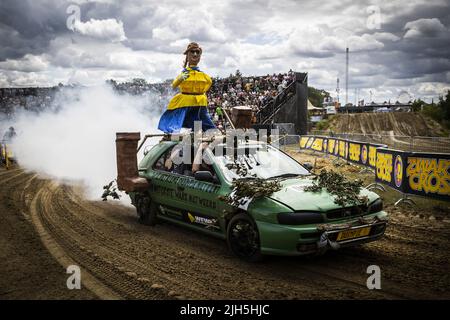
[[304, 170, 368, 207]]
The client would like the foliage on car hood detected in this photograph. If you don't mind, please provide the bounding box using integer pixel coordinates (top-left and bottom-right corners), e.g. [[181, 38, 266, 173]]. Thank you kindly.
[[267, 178, 378, 212]]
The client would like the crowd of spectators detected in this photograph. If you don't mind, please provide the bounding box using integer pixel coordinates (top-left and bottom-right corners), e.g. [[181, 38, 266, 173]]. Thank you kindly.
[[0, 70, 297, 127], [108, 78, 177, 113], [207, 70, 295, 121], [107, 70, 297, 120], [0, 86, 60, 118]]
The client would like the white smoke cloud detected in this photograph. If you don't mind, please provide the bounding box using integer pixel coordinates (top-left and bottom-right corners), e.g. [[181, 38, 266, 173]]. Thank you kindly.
[[6, 85, 163, 203]]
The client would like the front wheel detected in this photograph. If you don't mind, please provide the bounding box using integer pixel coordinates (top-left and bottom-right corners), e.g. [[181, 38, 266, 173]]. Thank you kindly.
[[227, 213, 263, 262], [136, 195, 157, 226]]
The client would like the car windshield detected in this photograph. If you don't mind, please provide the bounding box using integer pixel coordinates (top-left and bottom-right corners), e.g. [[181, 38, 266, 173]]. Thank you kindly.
[[211, 144, 310, 181]]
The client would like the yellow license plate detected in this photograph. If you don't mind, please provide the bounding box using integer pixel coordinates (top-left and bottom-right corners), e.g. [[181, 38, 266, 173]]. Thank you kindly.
[[336, 227, 371, 241]]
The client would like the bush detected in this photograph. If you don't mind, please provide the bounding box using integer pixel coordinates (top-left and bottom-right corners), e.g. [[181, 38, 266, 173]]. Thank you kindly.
[[422, 104, 442, 122], [315, 119, 329, 131]]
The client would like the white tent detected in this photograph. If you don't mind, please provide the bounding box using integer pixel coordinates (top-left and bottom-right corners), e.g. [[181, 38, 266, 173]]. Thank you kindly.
[[307, 100, 323, 111]]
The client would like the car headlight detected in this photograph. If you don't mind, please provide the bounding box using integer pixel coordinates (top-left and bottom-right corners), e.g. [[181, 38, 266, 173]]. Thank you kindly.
[[277, 211, 325, 225], [368, 198, 383, 213]]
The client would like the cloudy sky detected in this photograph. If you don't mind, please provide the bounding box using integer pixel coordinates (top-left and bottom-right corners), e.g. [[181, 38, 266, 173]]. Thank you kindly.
[[0, 0, 449, 103]]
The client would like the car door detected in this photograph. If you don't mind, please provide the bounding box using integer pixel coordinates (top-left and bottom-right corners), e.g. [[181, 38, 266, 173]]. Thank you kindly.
[[150, 144, 228, 233], [174, 162, 225, 233], [147, 144, 185, 219]]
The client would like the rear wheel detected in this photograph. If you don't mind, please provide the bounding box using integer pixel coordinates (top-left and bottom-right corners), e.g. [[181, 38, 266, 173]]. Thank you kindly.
[[227, 213, 263, 262], [136, 195, 157, 226]]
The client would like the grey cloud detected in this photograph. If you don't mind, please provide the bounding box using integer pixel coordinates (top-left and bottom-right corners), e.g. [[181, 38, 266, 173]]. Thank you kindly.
[[379, 1, 450, 35], [0, 0, 69, 60], [0, 0, 449, 102], [404, 18, 448, 38]]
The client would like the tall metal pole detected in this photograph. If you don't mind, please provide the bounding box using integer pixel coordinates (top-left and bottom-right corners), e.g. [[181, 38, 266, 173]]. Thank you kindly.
[[345, 47, 349, 106], [345, 48, 350, 137], [336, 78, 340, 103]]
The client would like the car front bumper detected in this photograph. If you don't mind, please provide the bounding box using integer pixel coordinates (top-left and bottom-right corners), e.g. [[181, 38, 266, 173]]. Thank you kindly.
[[256, 211, 388, 256]]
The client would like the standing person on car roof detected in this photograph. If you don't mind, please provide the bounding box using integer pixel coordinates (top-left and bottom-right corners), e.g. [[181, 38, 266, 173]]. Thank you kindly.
[[158, 42, 216, 133]]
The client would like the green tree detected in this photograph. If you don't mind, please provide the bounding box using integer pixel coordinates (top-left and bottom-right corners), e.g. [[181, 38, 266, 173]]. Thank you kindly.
[[438, 90, 450, 123], [411, 99, 425, 112], [308, 86, 330, 107], [421, 91, 450, 129], [438, 90, 450, 128]]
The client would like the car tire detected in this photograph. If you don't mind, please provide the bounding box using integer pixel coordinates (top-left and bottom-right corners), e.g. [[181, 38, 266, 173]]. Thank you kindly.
[[136, 195, 157, 226], [227, 213, 263, 262]]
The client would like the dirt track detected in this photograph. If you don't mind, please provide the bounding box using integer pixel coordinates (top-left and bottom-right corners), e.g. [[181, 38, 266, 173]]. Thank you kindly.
[[1, 167, 449, 300], [327, 112, 446, 137]]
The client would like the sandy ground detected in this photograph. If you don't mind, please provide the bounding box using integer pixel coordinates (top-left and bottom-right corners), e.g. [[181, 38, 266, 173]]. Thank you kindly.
[[0, 159, 449, 299]]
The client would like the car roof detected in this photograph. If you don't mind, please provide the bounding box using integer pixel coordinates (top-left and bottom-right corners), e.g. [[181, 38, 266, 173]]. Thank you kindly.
[[160, 138, 268, 148]]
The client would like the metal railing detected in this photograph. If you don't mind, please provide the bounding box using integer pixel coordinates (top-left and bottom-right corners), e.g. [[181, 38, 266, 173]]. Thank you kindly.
[[310, 130, 450, 153], [256, 80, 296, 124]]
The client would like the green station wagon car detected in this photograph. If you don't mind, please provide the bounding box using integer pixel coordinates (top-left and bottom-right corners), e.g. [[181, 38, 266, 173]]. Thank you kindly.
[[130, 139, 388, 261]]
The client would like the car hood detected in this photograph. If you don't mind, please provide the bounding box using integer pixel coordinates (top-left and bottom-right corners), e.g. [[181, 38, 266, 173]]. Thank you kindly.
[[268, 177, 378, 211]]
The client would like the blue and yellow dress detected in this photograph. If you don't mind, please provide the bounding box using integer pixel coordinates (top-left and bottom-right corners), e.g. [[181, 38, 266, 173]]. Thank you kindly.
[[158, 66, 216, 133]]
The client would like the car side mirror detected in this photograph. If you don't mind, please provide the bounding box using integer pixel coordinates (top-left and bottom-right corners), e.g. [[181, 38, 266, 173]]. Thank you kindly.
[[195, 171, 217, 183]]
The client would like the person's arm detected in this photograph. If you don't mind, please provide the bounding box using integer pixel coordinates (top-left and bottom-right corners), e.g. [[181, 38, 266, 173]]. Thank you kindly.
[[165, 146, 182, 171], [172, 71, 190, 89], [192, 142, 208, 173], [164, 159, 173, 171]]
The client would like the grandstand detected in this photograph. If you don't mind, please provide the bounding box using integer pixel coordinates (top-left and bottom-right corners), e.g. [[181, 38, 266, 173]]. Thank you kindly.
[[0, 70, 309, 134]]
